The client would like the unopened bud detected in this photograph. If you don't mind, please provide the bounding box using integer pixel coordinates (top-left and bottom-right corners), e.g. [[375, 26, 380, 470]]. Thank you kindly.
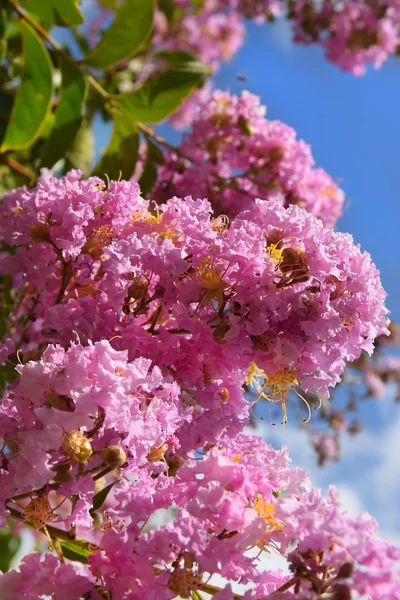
[[269, 146, 285, 162], [336, 562, 354, 579], [100, 445, 127, 469], [63, 430, 93, 463], [167, 454, 185, 477], [127, 274, 150, 300]]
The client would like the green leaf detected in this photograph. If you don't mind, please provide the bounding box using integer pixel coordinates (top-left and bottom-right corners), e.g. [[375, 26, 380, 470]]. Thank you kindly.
[[155, 50, 213, 74], [0, 7, 7, 59], [97, 0, 118, 9], [91, 481, 117, 514], [20, 0, 84, 27], [60, 540, 92, 564], [85, 0, 155, 70], [65, 120, 95, 173], [139, 138, 165, 197], [115, 57, 209, 123], [41, 59, 87, 168], [0, 362, 19, 385], [0, 275, 13, 339], [0, 7, 5, 38], [0, 21, 53, 152], [157, 0, 177, 24], [0, 526, 21, 572], [92, 110, 139, 180]]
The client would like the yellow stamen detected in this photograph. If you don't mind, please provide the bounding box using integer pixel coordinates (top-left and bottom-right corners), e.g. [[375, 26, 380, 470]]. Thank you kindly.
[[253, 497, 283, 531], [232, 455, 242, 463], [267, 243, 283, 267], [24, 497, 55, 530], [195, 258, 229, 305], [246, 364, 299, 425]]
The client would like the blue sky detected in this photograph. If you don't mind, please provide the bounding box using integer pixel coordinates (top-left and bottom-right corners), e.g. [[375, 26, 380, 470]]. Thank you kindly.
[[86, 12, 400, 542]]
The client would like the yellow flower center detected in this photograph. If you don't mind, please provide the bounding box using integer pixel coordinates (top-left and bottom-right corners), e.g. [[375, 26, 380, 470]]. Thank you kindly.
[[267, 243, 283, 267], [195, 259, 229, 305], [253, 497, 283, 531], [232, 455, 242, 463], [62, 430, 93, 463], [246, 364, 299, 424]]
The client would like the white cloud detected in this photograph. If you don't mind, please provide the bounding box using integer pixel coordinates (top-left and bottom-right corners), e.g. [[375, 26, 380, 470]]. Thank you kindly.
[[246, 409, 400, 541]]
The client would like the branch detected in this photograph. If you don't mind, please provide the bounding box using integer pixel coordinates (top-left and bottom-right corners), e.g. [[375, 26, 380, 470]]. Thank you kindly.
[[9, 1, 70, 61], [9, 1, 111, 101], [0, 154, 36, 182]]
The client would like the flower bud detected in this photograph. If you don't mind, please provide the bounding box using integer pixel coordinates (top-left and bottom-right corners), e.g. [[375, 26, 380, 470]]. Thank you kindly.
[[167, 454, 184, 477], [62, 430, 93, 463], [127, 274, 150, 300], [100, 445, 127, 469]]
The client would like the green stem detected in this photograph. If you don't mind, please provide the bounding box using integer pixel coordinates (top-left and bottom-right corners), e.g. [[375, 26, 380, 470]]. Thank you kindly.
[[137, 123, 182, 155], [9, 1, 69, 60], [6, 505, 96, 551], [200, 583, 242, 599], [9, 1, 111, 102]]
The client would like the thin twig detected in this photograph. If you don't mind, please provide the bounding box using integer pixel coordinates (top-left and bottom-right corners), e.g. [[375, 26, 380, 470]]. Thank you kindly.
[[0, 155, 36, 182], [9, 0, 111, 102], [9, 1, 70, 61], [137, 123, 182, 155], [200, 583, 242, 599]]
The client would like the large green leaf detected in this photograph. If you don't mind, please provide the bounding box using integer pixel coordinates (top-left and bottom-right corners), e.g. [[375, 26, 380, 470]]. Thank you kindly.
[[0, 7, 7, 63], [60, 540, 92, 564], [0, 21, 53, 152], [41, 59, 87, 168], [139, 137, 165, 197], [157, 0, 178, 24], [91, 481, 118, 514], [92, 110, 139, 180], [114, 56, 209, 123], [85, 0, 155, 70], [0, 526, 21, 573], [65, 120, 95, 173], [20, 0, 84, 27]]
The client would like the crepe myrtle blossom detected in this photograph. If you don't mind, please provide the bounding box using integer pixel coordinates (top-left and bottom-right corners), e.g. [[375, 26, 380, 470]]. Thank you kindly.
[[153, 90, 345, 227], [0, 340, 190, 526], [0, 431, 399, 599], [0, 172, 388, 429], [291, 0, 400, 76]]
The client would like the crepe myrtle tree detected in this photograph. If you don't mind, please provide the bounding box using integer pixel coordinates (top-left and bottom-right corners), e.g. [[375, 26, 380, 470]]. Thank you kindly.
[[0, 1, 399, 598]]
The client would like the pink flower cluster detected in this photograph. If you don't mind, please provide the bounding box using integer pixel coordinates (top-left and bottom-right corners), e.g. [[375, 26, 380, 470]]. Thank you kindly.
[[292, 0, 400, 76], [153, 90, 345, 227], [154, 2, 245, 72], [0, 172, 397, 598], [1, 353, 399, 600]]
